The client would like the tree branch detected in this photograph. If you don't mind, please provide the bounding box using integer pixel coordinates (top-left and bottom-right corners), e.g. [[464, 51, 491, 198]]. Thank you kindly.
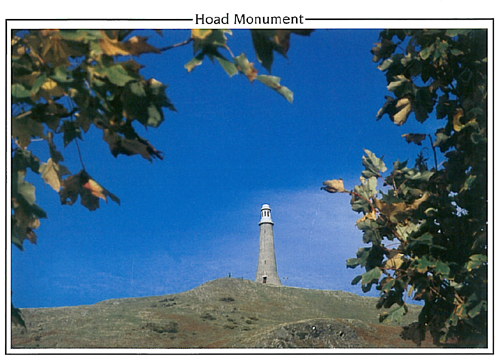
[[428, 134, 439, 171], [159, 38, 193, 52]]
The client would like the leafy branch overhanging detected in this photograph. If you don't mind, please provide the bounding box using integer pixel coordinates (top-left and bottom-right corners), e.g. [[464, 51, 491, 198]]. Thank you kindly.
[[323, 29, 487, 347]]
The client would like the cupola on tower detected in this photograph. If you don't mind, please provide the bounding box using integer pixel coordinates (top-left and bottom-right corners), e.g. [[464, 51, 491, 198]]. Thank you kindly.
[[255, 204, 282, 286]]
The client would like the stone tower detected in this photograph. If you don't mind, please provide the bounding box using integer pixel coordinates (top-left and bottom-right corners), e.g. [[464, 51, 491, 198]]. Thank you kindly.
[[255, 204, 282, 286]]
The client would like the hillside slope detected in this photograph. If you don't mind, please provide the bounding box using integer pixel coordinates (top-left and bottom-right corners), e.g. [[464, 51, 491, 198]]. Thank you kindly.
[[11, 278, 430, 349]]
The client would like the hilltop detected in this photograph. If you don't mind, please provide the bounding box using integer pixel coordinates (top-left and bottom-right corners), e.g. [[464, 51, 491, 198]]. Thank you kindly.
[[11, 278, 431, 349]]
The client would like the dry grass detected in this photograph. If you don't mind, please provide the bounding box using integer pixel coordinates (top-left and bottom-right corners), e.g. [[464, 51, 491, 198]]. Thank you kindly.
[[11, 278, 431, 350]]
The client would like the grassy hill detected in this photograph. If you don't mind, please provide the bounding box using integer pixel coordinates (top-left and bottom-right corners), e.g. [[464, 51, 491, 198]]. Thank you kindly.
[[11, 277, 432, 349]]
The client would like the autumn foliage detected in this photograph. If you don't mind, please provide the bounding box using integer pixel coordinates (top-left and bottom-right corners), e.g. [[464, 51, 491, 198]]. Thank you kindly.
[[11, 29, 311, 251], [323, 29, 487, 346], [11, 28, 488, 347]]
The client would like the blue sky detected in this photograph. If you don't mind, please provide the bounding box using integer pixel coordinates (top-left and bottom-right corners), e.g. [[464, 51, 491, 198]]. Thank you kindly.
[[11, 27, 449, 308]]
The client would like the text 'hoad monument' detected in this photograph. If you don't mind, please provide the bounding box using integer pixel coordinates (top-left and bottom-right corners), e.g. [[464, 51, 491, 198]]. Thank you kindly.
[[255, 204, 282, 286]]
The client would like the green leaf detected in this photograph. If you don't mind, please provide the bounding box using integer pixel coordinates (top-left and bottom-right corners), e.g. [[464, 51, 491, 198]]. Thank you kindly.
[[15, 171, 36, 205], [192, 29, 232, 53], [435, 260, 450, 277], [251, 32, 274, 72], [363, 176, 378, 198], [356, 218, 382, 244], [408, 232, 446, 252], [233, 53, 258, 82], [420, 44, 434, 60], [361, 267, 382, 285], [445, 29, 472, 38], [395, 221, 419, 242], [466, 254, 487, 271], [361, 149, 387, 178], [404, 170, 434, 182], [393, 159, 408, 170], [371, 38, 397, 62], [31, 73, 47, 94], [461, 175, 477, 192], [379, 304, 408, 323], [387, 75, 412, 95], [414, 255, 435, 273], [105, 64, 136, 86], [12, 83, 32, 99], [346, 258, 360, 268], [146, 104, 162, 127], [12, 116, 45, 149], [381, 278, 396, 293], [347, 247, 371, 269], [91, 63, 136, 86], [450, 48, 464, 56], [256, 75, 293, 103], [468, 300, 486, 318], [184, 52, 205, 73], [350, 181, 375, 214], [433, 131, 450, 149], [122, 79, 175, 128], [363, 227, 382, 244], [380, 189, 405, 204], [215, 54, 238, 77], [129, 81, 147, 97], [149, 78, 176, 111], [59, 29, 97, 41], [351, 275, 362, 285], [51, 65, 74, 83], [12, 148, 40, 174], [438, 41, 449, 54], [60, 121, 82, 147]]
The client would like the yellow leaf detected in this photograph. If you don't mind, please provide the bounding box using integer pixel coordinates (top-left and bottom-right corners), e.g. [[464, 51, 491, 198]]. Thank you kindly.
[[39, 158, 71, 191], [408, 191, 431, 210], [393, 97, 412, 125], [191, 29, 232, 53], [385, 253, 405, 270], [83, 179, 107, 201], [29, 218, 41, 230], [373, 198, 406, 215], [321, 179, 349, 193], [191, 29, 213, 41], [98, 32, 130, 56], [408, 284, 415, 298], [452, 108, 464, 132], [41, 79, 65, 97], [356, 211, 377, 224]]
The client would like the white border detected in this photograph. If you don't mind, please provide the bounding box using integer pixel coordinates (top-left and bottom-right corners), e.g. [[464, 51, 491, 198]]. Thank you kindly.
[[3, 16, 495, 356]]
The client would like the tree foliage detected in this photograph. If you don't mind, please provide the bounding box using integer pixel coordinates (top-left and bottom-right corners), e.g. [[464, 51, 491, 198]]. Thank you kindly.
[[323, 29, 487, 346], [11, 29, 312, 251]]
